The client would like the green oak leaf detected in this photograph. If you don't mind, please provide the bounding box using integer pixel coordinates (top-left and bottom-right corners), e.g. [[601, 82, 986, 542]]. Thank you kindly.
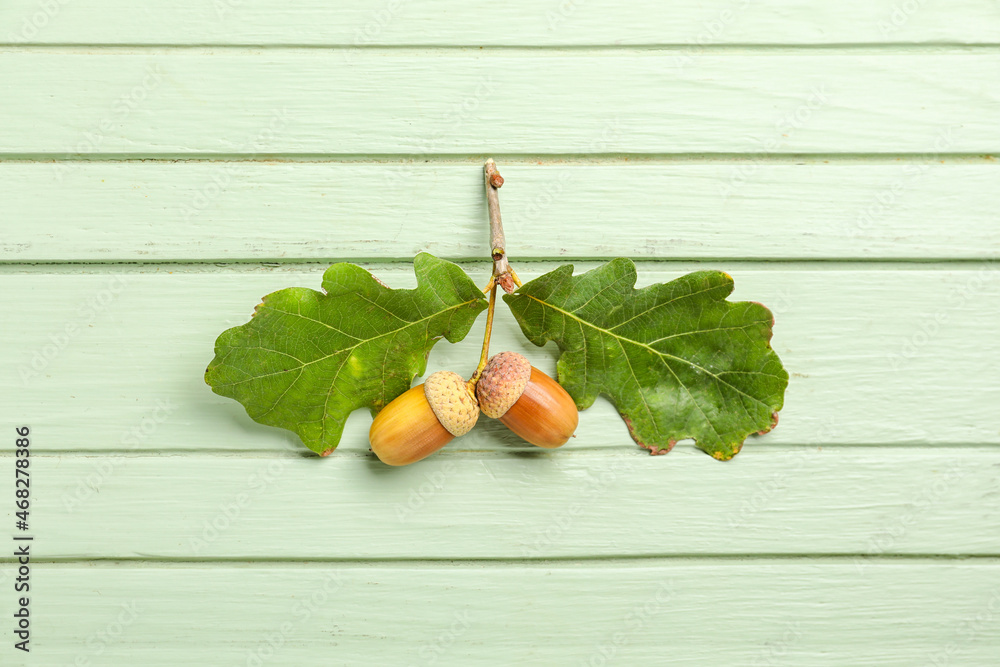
[[504, 259, 787, 460], [205, 253, 488, 455]]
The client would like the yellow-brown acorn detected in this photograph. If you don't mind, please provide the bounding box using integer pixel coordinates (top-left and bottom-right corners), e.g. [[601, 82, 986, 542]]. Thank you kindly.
[[369, 370, 479, 466], [476, 351, 579, 448]]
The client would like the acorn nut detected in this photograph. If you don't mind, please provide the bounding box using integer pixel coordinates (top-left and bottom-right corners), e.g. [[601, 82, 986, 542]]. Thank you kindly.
[[476, 352, 579, 448], [369, 370, 479, 466]]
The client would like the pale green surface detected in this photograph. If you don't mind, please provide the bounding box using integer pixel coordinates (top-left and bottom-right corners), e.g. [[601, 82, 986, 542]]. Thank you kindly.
[[1, 561, 999, 666], [21, 448, 1000, 559], [1, 2, 999, 664], [3, 1, 1000, 45], [6, 162, 999, 262], [2, 52, 999, 155]]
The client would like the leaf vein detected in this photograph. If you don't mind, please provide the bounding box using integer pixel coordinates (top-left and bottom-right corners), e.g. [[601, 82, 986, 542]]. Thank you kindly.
[[526, 295, 773, 412]]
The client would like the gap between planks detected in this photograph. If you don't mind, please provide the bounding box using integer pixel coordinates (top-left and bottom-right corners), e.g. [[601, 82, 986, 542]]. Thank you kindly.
[[1, 442, 999, 458], [4, 555, 1000, 566], [0, 153, 996, 164], [1, 259, 997, 272], [4, 44, 1000, 54]]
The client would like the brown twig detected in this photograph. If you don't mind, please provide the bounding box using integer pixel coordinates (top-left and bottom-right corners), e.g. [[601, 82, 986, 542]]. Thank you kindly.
[[484, 158, 521, 293], [468, 159, 522, 390]]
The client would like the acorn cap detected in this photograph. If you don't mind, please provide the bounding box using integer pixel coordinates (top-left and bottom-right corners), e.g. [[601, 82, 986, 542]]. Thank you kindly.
[[476, 351, 532, 418], [424, 370, 480, 436]]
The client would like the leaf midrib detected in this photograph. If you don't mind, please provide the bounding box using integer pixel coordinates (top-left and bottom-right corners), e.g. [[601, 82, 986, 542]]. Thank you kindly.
[[253, 295, 483, 438], [215, 296, 483, 385], [523, 294, 776, 411]]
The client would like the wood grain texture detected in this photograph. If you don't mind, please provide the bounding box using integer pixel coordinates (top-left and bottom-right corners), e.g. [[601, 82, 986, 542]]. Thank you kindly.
[[2, 4, 998, 663], [20, 447, 1000, 559], [0, 561, 998, 666], [3, 1, 999, 45], [2, 51, 998, 155], [4, 161, 999, 262], [3, 265, 998, 453]]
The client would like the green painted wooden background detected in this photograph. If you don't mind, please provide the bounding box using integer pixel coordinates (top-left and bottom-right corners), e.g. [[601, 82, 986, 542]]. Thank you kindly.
[[2, 2, 999, 664]]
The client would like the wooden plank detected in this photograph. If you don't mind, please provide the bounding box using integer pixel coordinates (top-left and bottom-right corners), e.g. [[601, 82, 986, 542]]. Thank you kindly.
[[1, 51, 998, 155], [2, 1, 998, 46], [4, 161, 999, 262], [3, 265, 997, 453], [21, 447, 1000, 558], [1, 561, 998, 665]]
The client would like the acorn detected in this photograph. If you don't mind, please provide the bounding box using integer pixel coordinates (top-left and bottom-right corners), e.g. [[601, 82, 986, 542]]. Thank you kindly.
[[476, 352, 579, 448], [369, 371, 479, 466]]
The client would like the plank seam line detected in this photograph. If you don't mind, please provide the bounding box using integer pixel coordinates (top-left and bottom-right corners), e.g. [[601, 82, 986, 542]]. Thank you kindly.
[[4, 44, 1000, 53], [1, 153, 997, 164], [4, 555, 1000, 566], [2, 443, 1000, 459], [2, 259, 998, 272]]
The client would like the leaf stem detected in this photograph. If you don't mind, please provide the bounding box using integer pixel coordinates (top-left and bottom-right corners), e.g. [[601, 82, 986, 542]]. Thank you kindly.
[[468, 282, 497, 392]]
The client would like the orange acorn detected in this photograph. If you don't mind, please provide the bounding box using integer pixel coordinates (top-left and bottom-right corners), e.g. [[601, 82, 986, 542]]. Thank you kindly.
[[476, 352, 578, 448], [369, 371, 479, 466]]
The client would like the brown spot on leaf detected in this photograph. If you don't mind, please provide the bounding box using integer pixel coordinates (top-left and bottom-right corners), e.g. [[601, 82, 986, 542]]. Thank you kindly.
[[644, 438, 678, 456], [756, 412, 779, 436], [623, 413, 678, 455], [747, 301, 776, 331]]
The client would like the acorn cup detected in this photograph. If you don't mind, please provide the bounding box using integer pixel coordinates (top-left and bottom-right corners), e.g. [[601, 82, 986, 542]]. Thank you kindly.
[[475, 352, 579, 448], [369, 370, 479, 466]]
